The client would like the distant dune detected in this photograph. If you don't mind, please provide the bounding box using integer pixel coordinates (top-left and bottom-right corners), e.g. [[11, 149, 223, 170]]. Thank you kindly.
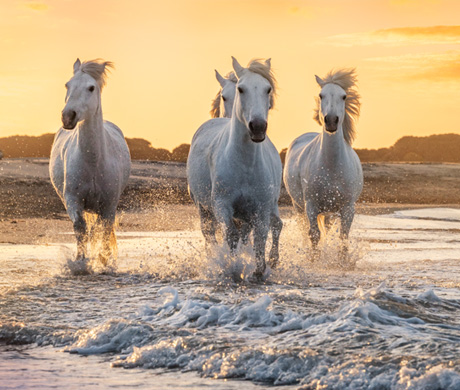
[[2, 133, 460, 163]]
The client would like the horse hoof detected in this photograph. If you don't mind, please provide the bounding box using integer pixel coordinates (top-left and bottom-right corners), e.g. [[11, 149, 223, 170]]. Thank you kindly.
[[268, 252, 279, 269], [249, 271, 264, 283], [267, 259, 278, 269]]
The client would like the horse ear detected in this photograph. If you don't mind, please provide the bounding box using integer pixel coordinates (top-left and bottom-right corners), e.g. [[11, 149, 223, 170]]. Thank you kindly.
[[315, 75, 324, 87], [215, 70, 226, 88], [265, 58, 271, 69], [73, 58, 81, 74], [231, 57, 244, 78]]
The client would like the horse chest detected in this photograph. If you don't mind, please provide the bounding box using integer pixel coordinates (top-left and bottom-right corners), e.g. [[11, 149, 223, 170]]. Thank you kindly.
[[305, 173, 350, 210]]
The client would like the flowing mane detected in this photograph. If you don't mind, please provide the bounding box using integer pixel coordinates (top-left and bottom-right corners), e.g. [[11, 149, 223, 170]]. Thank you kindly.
[[210, 71, 237, 118], [246, 59, 277, 109], [78, 59, 114, 90], [313, 68, 360, 145]]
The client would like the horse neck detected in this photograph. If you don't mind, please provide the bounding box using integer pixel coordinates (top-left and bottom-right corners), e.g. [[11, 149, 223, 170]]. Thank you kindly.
[[318, 125, 347, 166], [226, 115, 261, 164], [76, 102, 106, 164]]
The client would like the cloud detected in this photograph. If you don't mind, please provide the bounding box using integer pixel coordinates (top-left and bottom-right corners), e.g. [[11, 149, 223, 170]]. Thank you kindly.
[[327, 25, 460, 46], [23, 2, 49, 12], [365, 51, 460, 82]]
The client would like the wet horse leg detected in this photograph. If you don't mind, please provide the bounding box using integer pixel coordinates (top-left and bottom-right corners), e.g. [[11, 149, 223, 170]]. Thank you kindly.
[[213, 201, 239, 255], [99, 215, 117, 267], [306, 203, 321, 261], [199, 204, 218, 247], [268, 213, 283, 269], [253, 221, 270, 279], [339, 205, 355, 267], [306, 203, 321, 248], [67, 202, 89, 261]]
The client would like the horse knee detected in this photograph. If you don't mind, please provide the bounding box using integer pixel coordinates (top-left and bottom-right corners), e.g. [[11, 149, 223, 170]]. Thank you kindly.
[[225, 224, 239, 254]]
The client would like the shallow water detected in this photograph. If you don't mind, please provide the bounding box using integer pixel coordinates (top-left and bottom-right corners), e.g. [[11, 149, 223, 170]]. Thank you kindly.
[[1, 208, 460, 389]]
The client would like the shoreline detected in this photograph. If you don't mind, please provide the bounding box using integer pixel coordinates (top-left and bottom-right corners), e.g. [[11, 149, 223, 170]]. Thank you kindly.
[[2, 203, 459, 245], [1, 158, 460, 244]]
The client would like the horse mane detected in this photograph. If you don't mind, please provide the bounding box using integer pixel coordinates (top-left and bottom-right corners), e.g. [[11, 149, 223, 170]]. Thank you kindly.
[[78, 59, 114, 90], [246, 59, 277, 109], [210, 91, 222, 118], [209, 71, 238, 118], [313, 68, 360, 145]]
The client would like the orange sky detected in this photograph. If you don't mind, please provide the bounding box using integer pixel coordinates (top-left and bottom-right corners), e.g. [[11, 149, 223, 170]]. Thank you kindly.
[[0, 0, 459, 151]]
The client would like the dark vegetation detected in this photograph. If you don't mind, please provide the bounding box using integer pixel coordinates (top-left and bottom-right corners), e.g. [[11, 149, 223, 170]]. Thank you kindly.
[[1, 133, 460, 163], [356, 134, 460, 163], [0, 134, 191, 163]]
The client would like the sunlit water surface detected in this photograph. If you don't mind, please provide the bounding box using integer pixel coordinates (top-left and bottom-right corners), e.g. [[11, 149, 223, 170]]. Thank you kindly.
[[1, 208, 460, 389]]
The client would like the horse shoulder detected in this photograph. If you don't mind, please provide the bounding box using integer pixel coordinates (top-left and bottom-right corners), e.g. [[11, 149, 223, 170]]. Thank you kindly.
[[187, 118, 229, 207], [190, 118, 227, 144]]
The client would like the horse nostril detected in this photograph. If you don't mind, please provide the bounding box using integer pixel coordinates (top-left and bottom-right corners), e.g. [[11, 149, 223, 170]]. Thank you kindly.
[[324, 115, 338, 125], [69, 110, 76, 121], [249, 119, 267, 133]]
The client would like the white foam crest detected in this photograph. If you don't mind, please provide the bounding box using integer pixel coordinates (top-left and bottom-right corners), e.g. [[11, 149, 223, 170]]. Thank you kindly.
[[64, 319, 154, 355], [112, 337, 190, 369], [60, 283, 460, 386], [148, 293, 285, 330], [398, 364, 460, 389], [233, 296, 280, 327]]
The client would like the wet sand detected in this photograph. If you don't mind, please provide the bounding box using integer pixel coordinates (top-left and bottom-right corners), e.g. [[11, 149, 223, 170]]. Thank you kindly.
[[1, 158, 460, 244]]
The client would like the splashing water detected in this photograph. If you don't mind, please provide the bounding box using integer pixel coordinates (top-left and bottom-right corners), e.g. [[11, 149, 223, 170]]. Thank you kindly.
[[1, 208, 460, 389]]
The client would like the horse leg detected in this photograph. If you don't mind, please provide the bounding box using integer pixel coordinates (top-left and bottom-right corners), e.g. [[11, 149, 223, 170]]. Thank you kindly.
[[213, 202, 239, 255], [339, 205, 355, 267], [67, 203, 88, 260], [199, 205, 218, 247], [306, 203, 321, 259], [268, 212, 283, 269], [99, 215, 117, 267], [253, 220, 270, 279], [239, 222, 251, 246]]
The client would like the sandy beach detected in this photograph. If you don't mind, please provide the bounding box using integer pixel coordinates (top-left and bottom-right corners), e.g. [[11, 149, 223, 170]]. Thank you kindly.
[[1, 158, 460, 244]]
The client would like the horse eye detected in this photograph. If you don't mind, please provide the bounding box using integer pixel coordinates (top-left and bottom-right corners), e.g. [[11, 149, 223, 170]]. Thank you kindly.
[[222, 96, 227, 102], [88, 86, 95, 92], [342, 95, 346, 100], [238, 87, 244, 94], [319, 94, 323, 100], [267, 87, 272, 94]]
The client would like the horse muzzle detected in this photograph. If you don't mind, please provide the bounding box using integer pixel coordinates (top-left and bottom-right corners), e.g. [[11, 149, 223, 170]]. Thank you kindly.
[[249, 119, 267, 143], [61, 110, 78, 130], [324, 114, 338, 133]]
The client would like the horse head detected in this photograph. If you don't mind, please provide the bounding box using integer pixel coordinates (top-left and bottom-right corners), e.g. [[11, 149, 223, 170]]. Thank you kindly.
[[213, 70, 237, 118], [231, 57, 276, 143], [314, 69, 360, 145], [61, 58, 112, 130]]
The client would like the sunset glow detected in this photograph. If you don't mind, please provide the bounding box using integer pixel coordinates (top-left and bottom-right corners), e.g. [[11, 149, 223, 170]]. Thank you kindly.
[[0, 0, 459, 151]]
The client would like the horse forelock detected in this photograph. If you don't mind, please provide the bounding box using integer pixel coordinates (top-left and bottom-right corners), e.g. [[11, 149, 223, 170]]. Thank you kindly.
[[246, 59, 277, 109], [313, 68, 360, 145], [77, 59, 114, 90], [226, 71, 238, 83]]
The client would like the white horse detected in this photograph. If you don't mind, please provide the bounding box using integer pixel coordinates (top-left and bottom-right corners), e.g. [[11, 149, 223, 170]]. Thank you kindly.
[[210, 70, 237, 119], [283, 69, 362, 255], [187, 57, 283, 278], [50, 59, 131, 268]]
